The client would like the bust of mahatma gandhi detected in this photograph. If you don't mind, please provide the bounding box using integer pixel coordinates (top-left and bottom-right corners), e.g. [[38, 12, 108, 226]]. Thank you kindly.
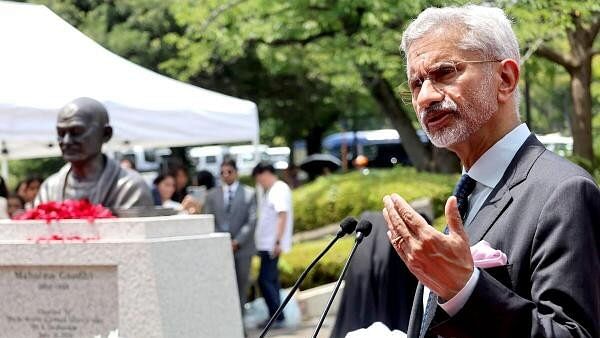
[[35, 97, 153, 209]]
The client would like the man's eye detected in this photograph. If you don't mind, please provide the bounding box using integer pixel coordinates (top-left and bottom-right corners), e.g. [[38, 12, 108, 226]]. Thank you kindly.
[[430, 65, 456, 81], [410, 78, 423, 90]]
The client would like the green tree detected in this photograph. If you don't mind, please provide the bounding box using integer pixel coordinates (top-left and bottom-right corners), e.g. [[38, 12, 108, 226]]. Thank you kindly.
[[188, 45, 370, 153], [8, 157, 64, 189], [506, 0, 600, 166], [163, 0, 462, 172]]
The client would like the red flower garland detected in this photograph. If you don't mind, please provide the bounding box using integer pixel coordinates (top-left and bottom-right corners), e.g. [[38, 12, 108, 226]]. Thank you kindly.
[[14, 199, 115, 222]]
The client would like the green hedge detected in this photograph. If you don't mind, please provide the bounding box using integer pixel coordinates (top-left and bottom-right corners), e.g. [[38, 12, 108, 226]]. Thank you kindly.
[[250, 219, 447, 292], [292, 167, 457, 232], [251, 236, 355, 290]]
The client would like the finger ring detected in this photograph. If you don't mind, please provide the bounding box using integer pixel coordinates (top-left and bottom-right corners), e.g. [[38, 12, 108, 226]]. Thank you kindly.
[[392, 236, 404, 245]]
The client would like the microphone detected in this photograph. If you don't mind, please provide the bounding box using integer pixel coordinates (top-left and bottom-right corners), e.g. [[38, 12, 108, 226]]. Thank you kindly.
[[311, 219, 373, 338], [355, 218, 372, 243], [258, 216, 358, 338]]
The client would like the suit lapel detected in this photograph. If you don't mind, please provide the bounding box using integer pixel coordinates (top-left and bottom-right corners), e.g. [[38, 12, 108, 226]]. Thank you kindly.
[[467, 186, 512, 245], [467, 134, 546, 244], [215, 187, 225, 220], [229, 186, 244, 215]]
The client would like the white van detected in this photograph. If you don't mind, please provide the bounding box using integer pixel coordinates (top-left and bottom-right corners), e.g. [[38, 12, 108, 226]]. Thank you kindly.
[[188, 145, 229, 177], [110, 146, 172, 187], [267, 147, 291, 170], [229, 145, 269, 176], [537, 133, 573, 157], [112, 146, 172, 172]]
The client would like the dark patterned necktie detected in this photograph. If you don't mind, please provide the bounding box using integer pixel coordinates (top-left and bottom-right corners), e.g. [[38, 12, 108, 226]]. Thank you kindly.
[[419, 174, 477, 338], [226, 186, 234, 213], [453, 174, 477, 221]]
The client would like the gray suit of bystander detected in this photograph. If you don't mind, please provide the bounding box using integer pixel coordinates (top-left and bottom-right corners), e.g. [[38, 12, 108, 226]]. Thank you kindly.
[[203, 159, 257, 309]]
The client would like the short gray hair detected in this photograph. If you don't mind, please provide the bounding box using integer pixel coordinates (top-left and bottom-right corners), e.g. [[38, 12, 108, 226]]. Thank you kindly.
[[401, 5, 520, 113], [401, 5, 520, 63]]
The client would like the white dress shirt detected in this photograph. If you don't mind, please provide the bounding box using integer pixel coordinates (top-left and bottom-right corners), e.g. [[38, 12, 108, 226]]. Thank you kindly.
[[222, 180, 239, 206], [428, 123, 531, 316]]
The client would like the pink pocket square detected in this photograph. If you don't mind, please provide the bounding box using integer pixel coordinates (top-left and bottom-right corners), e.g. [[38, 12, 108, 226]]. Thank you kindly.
[[471, 240, 508, 268]]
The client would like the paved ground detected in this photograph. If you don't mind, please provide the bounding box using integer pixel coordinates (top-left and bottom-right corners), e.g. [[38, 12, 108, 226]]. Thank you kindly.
[[247, 315, 335, 338]]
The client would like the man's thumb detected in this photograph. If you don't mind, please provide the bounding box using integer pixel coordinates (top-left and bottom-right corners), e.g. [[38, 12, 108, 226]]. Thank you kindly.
[[445, 196, 466, 238]]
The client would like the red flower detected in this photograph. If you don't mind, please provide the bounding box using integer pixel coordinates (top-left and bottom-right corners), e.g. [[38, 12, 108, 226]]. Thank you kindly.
[[13, 199, 115, 221]]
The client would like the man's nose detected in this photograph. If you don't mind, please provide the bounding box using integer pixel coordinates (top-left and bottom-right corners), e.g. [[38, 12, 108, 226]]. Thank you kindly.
[[415, 80, 444, 109]]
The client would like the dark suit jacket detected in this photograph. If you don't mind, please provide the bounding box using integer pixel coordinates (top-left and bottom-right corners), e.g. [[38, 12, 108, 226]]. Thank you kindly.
[[409, 135, 600, 338], [203, 183, 257, 258], [330, 212, 418, 338]]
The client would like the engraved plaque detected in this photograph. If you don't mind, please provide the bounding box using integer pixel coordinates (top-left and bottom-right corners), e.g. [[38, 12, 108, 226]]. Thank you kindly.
[[0, 266, 118, 338]]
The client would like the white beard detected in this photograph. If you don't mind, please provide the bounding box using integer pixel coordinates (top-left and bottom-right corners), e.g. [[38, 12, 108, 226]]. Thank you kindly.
[[418, 74, 497, 148]]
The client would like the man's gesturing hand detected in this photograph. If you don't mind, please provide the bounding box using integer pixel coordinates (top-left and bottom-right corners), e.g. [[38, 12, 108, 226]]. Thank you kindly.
[[382, 193, 474, 301]]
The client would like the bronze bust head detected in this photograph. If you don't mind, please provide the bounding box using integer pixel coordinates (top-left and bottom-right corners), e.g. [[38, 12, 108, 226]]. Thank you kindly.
[[56, 97, 112, 179], [35, 98, 153, 209]]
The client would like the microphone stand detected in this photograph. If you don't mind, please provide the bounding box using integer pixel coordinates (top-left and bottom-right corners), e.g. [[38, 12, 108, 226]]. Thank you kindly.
[[311, 237, 363, 338], [258, 233, 343, 338]]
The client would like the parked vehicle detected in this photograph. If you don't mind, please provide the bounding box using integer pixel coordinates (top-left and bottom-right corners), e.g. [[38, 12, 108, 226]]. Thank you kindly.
[[112, 146, 172, 172], [187, 145, 229, 177], [228, 145, 269, 176], [537, 133, 573, 157], [322, 129, 429, 168], [111, 146, 172, 186], [266, 147, 291, 170]]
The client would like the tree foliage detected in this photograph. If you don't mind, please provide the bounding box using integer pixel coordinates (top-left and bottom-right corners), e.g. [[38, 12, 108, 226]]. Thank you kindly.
[[17, 0, 599, 173], [504, 0, 600, 165], [162, 0, 463, 171]]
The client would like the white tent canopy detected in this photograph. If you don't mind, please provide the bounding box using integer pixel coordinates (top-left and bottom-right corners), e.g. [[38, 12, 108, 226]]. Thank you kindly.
[[0, 1, 259, 161]]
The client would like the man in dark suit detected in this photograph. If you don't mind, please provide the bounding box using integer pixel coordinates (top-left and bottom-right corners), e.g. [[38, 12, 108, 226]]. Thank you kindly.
[[203, 158, 257, 310], [382, 5, 599, 338]]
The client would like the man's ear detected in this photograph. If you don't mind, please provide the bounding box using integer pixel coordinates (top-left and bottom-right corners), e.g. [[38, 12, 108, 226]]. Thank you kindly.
[[103, 125, 113, 143], [497, 59, 519, 104]]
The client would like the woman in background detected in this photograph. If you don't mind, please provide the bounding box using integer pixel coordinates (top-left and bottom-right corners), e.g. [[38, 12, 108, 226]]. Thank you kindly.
[[6, 194, 24, 218], [152, 174, 182, 210], [16, 176, 43, 209]]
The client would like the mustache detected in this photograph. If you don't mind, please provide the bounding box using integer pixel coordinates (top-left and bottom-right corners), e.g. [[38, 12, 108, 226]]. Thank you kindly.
[[419, 98, 459, 120]]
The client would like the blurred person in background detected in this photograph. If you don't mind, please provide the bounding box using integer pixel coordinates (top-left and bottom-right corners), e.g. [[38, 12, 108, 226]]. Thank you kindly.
[[15, 181, 26, 201], [152, 173, 181, 210], [203, 158, 256, 314], [252, 162, 293, 328], [196, 170, 216, 190], [6, 194, 24, 218], [119, 158, 136, 171], [282, 164, 301, 189], [169, 165, 189, 203], [167, 165, 202, 214], [16, 176, 43, 209]]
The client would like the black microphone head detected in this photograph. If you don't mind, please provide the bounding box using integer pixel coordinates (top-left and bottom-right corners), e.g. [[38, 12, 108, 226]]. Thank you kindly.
[[355, 219, 373, 240], [339, 216, 358, 236]]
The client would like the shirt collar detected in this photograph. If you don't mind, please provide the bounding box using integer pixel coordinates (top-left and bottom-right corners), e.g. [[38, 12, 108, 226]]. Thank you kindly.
[[223, 180, 239, 193], [465, 123, 531, 189]]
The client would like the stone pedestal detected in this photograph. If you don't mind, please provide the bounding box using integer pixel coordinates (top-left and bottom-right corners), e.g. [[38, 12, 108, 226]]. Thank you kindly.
[[0, 215, 243, 338]]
